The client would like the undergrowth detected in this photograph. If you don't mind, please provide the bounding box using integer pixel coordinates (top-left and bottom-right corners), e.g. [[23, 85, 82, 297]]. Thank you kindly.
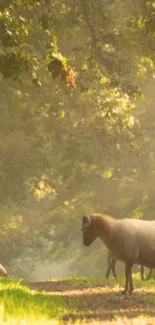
[[0, 277, 68, 325], [1, 275, 155, 324]]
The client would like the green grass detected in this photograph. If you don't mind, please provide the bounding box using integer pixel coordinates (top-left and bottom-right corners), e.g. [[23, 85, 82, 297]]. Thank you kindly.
[[51, 275, 117, 286], [1, 275, 155, 324], [117, 273, 155, 289], [54, 273, 155, 287], [0, 277, 69, 325]]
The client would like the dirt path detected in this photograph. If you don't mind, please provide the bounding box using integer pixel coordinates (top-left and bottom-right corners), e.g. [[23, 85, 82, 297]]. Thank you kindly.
[[29, 280, 155, 324]]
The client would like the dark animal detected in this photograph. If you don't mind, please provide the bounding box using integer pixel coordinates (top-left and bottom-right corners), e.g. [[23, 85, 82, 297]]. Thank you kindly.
[[106, 251, 152, 280], [106, 251, 117, 279], [81, 213, 155, 294], [0, 264, 8, 277]]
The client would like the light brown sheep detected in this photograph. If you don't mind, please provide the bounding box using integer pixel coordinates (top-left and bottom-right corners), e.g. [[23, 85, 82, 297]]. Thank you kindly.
[[106, 251, 152, 280], [81, 213, 155, 294]]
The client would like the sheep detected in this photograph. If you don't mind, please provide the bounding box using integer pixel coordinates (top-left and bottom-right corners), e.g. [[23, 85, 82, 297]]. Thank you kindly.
[[81, 213, 155, 294], [0, 264, 8, 277], [106, 251, 152, 280], [105, 251, 117, 279]]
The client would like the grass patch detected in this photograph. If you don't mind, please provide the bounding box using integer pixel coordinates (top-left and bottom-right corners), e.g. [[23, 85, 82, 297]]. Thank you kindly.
[[117, 274, 155, 289], [51, 274, 155, 291], [51, 275, 117, 286], [0, 277, 70, 324], [1, 275, 155, 324]]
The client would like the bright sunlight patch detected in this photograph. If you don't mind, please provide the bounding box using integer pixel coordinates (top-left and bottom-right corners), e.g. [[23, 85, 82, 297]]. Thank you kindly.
[[0, 278, 67, 324]]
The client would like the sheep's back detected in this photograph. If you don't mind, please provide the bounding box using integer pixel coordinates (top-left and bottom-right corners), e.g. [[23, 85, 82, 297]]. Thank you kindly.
[[108, 219, 155, 267]]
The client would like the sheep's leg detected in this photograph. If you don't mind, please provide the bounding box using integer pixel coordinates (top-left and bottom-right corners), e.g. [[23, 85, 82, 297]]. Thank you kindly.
[[129, 271, 134, 293], [105, 264, 111, 278], [141, 265, 144, 281], [105, 259, 117, 278], [121, 262, 133, 294], [111, 259, 117, 278], [105, 253, 111, 278], [146, 268, 152, 280]]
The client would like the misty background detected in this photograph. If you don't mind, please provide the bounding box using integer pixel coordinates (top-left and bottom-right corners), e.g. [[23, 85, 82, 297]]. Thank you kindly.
[[0, 0, 155, 281]]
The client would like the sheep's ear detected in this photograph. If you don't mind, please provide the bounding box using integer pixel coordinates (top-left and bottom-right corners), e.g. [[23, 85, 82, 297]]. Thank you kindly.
[[82, 215, 91, 229]]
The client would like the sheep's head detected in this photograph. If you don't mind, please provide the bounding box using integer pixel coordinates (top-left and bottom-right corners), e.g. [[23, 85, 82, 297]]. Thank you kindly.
[[81, 215, 98, 247], [0, 264, 8, 277], [3, 272, 8, 277], [1, 273, 8, 277]]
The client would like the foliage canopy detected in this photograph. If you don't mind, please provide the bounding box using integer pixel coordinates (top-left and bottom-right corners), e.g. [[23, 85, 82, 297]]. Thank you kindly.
[[0, 0, 155, 278]]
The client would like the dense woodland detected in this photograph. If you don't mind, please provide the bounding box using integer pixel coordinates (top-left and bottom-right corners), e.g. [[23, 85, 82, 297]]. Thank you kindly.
[[1, 0, 155, 280]]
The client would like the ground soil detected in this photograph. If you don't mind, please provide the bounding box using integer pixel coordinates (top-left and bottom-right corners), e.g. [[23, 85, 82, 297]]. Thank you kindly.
[[29, 280, 155, 324]]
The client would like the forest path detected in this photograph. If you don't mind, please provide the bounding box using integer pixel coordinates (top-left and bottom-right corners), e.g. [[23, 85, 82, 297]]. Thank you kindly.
[[29, 279, 155, 324]]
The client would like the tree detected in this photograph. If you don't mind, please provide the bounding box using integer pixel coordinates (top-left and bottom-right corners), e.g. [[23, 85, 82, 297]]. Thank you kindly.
[[0, 0, 76, 87], [0, 0, 155, 278]]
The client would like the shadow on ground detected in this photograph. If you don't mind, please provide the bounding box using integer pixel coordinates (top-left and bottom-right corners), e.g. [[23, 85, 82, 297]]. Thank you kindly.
[[29, 280, 155, 323]]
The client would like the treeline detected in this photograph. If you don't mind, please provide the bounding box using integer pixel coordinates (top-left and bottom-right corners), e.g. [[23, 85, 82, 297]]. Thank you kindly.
[[0, 0, 155, 279]]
